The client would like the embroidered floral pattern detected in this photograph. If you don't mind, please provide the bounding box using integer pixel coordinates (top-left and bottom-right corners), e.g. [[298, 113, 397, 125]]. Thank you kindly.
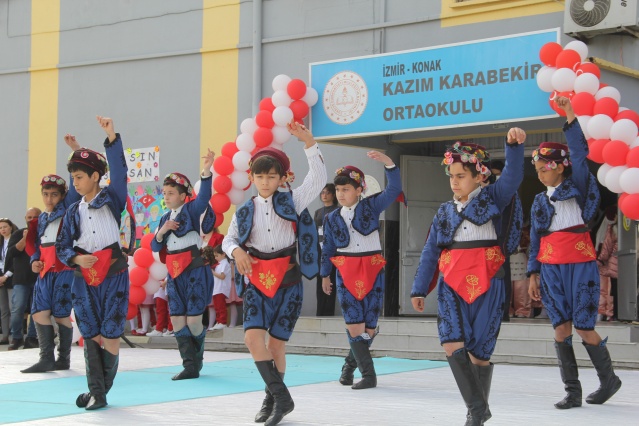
[[539, 243, 553, 263], [465, 274, 482, 302], [440, 250, 452, 266], [355, 280, 366, 299], [332, 256, 345, 267], [575, 241, 595, 259], [485, 248, 504, 263]]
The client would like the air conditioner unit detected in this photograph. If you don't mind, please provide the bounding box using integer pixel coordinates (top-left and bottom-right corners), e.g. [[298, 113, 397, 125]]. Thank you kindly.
[[564, 0, 639, 38]]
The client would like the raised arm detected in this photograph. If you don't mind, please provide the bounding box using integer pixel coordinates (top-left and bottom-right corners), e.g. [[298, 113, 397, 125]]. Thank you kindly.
[[98, 116, 128, 211], [191, 149, 215, 216], [489, 128, 525, 211]]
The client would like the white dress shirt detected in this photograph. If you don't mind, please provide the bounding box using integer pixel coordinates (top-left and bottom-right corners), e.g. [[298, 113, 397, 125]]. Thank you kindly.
[[546, 186, 585, 232], [75, 191, 120, 252], [162, 204, 203, 251], [40, 215, 62, 245], [453, 186, 498, 242], [336, 202, 382, 253]]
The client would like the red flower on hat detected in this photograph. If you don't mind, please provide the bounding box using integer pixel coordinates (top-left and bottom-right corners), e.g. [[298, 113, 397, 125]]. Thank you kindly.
[[81, 152, 89, 158]]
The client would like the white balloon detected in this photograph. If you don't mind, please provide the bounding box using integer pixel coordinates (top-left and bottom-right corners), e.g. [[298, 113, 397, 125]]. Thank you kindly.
[[551, 68, 576, 92], [631, 136, 639, 149], [573, 73, 599, 95], [240, 118, 258, 135], [595, 86, 621, 103], [271, 125, 291, 144], [232, 150, 251, 171], [127, 255, 136, 269], [605, 165, 628, 194], [272, 90, 292, 107], [302, 87, 319, 106], [587, 114, 614, 140], [597, 163, 613, 186], [272, 74, 292, 92], [272, 106, 294, 127], [564, 41, 588, 61], [148, 261, 168, 281], [143, 277, 162, 295], [577, 115, 592, 140], [231, 170, 250, 189], [236, 133, 256, 152], [270, 141, 285, 151], [610, 119, 639, 145], [228, 187, 246, 205], [536, 66, 556, 93], [152, 250, 161, 262], [619, 168, 639, 194]]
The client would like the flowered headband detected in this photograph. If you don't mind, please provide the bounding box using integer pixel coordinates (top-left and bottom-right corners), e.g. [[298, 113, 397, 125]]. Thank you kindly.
[[442, 142, 491, 177], [40, 174, 67, 191], [531, 142, 571, 170], [164, 172, 193, 196], [335, 166, 367, 190]]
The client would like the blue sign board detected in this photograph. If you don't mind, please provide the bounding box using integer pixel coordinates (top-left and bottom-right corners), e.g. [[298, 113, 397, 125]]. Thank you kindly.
[[309, 29, 559, 139]]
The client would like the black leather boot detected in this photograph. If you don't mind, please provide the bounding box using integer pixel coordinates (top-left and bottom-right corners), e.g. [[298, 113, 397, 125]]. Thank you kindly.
[[255, 372, 284, 423], [21, 323, 56, 373], [255, 360, 294, 426], [476, 363, 493, 422], [193, 333, 206, 373], [339, 350, 357, 386], [583, 340, 622, 404], [82, 340, 107, 410], [349, 339, 377, 390], [77, 347, 119, 408], [554, 338, 582, 409], [172, 335, 199, 380], [447, 348, 487, 426], [55, 324, 73, 370]]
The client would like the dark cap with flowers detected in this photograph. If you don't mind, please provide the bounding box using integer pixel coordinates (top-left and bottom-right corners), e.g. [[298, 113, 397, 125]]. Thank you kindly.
[[164, 172, 193, 196], [335, 166, 367, 190], [67, 148, 109, 176], [442, 142, 491, 177], [40, 174, 67, 192], [532, 142, 571, 170]]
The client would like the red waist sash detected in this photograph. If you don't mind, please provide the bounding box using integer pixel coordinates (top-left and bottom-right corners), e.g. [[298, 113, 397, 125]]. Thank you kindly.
[[248, 256, 292, 298], [39, 245, 70, 278], [438, 246, 505, 304], [166, 251, 193, 279], [537, 231, 596, 264], [79, 248, 113, 287], [331, 254, 386, 301]]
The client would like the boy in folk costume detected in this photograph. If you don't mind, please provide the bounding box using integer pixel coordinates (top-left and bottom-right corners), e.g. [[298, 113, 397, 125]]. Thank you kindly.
[[528, 96, 621, 410], [411, 129, 526, 426], [56, 117, 131, 410], [151, 150, 216, 381], [320, 153, 403, 390], [21, 135, 83, 373], [222, 121, 326, 426]]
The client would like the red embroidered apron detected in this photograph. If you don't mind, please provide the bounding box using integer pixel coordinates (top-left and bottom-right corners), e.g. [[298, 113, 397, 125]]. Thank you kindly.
[[79, 248, 113, 286], [438, 246, 505, 304], [39, 245, 69, 278], [248, 256, 292, 298], [537, 231, 596, 264], [331, 254, 386, 301], [166, 251, 194, 279]]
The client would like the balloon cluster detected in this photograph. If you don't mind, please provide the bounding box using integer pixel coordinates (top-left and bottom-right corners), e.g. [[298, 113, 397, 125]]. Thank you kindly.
[[126, 233, 169, 320], [537, 41, 639, 219], [193, 75, 318, 226]]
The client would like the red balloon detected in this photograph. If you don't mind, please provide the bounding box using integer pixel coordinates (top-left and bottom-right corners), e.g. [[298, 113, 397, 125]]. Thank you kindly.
[[126, 303, 138, 320], [290, 100, 310, 120], [571, 92, 596, 116], [626, 147, 639, 168], [213, 175, 232, 194], [576, 62, 601, 78], [555, 49, 581, 70], [140, 233, 155, 251], [129, 266, 150, 287], [259, 97, 275, 112], [214, 212, 224, 228], [255, 110, 275, 129], [539, 42, 563, 67], [213, 156, 234, 176], [620, 193, 639, 220], [588, 139, 608, 164], [602, 140, 629, 166], [615, 110, 639, 128], [133, 248, 154, 269], [619, 193, 630, 211], [129, 285, 147, 305], [287, 79, 307, 100], [221, 142, 239, 158], [211, 193, 231, 214], [593, 97, 619, 119], [253, 127, 273, 147]]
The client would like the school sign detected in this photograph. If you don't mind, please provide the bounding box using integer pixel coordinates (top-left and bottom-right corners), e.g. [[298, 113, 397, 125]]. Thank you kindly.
[[309, 29, 559, 139]]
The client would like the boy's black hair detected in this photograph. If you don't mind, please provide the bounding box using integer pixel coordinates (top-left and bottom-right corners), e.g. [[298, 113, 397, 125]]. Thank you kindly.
[[41, 183, 67, 195], [458, 162, 481, 178], [162, 179, 188, 195], [250, 156, 286, 177], [334, 175, 360, 188], [67, 162, 103, 179]]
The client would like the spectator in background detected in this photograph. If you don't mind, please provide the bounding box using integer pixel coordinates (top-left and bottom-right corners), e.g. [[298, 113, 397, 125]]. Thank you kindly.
[[597, 206, 618, 322], [314, 184, 339, 316], [0, 218, 19, 344]]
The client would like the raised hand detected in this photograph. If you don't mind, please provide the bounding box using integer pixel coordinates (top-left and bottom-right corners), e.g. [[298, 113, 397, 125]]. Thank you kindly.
[[507, 127, 526, 145], [64, 134, 81, 151], [96, 116, 116, 142], [367, 150, 395, 167], [286, 119, 315, 147], [202, 148, 215, 177]]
